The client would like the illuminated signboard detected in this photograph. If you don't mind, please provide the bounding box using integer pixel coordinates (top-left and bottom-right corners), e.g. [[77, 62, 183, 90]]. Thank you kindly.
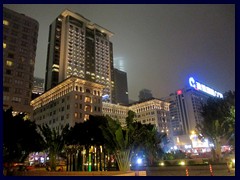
[[189, 77, 223, 98]]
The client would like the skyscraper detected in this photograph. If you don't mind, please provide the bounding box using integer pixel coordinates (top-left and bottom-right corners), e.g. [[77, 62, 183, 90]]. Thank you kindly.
[[164, 77, 224, 150], [45, 9, 114, 102], [31, 77, 45, 100], [3, 7, 39, 116], [113, 68, 129, 105]]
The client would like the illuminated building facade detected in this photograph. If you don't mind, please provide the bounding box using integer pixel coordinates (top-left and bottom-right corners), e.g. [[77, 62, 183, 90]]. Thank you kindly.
[[31, 76, 104, 128], [32, 77, 45, 99], [3, 7, 39, 115], [165, 77, 224, 150], [102, 98, 170, 134], [45, 9, 114, 102], [112, 68, 129, 105], [102, 102, 129, 125], [130, 99, 170, 134]]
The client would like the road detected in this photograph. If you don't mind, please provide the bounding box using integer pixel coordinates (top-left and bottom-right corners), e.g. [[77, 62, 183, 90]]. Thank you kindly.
[[146, 164, 235, 176]]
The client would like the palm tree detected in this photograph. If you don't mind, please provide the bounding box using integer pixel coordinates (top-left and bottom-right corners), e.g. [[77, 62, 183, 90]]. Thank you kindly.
[[196, 91, 235, 162], [100, 116, 134, 172], [38, 124, 70, 171]]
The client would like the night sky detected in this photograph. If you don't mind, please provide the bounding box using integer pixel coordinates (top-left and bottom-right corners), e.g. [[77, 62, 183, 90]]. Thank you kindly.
[[3, 4, 235, 101]]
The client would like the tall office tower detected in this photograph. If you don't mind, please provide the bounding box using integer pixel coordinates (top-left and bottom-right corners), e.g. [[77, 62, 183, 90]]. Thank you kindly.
[[3, 7, 39, 116], [164, 77, 224, 150], [45, 9, 114, 102], [112, 68, 129, 105]]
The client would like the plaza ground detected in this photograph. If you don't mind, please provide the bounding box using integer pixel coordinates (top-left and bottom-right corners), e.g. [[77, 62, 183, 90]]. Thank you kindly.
[[6, 164, 235, 176], [146, 164, 235, 176]]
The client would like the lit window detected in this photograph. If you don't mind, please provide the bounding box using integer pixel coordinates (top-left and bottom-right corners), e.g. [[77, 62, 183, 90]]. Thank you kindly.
[[84, 114, 89, 121], [3, 43, 7, 49], [3, 20, 9, 26], [74, 112, 78, 118], [85, 96, 91, 103], [84, 105, 91, 112], [52, 68, 59, 72], [6, 60, 13, 66]]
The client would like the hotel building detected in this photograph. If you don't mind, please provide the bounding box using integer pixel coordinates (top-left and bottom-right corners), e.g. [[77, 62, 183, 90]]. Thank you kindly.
[[31, 76, 104, 128], [45, 9, 114, 102], [102, 98, 170, 134]]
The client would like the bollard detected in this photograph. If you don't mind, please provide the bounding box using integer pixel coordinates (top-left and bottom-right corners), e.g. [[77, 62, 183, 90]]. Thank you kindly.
[[135, 171, 139, 176], [226, 163, 231, 174], [209, 164, 214, 176], [185, 166, 189, 176]]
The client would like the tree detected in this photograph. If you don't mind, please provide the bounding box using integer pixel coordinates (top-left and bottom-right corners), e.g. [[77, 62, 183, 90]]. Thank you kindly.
[[140, 127, 166, 165], [38, 124, 70, 171], [125, 110, 136, 127], [222, 91, 235, 147], [100, 110, 165, 170], [196, 91, 235, 162], [100, 115, 134, 172], [66, 115, 107, 146], [65, 115, 108, 171], [138, 89, 153, 101], [3, 107, 45, 164]]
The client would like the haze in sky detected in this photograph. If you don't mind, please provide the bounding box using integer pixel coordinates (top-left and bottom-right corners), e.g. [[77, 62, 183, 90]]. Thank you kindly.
[[3, 4, 235, 101]]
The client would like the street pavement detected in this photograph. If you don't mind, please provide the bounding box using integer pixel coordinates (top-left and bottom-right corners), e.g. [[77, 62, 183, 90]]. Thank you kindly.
[[146, 164, 235, 176]]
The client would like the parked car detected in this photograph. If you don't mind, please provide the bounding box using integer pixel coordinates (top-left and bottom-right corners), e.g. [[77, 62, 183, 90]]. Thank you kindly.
[[12, 163, 35, 171]]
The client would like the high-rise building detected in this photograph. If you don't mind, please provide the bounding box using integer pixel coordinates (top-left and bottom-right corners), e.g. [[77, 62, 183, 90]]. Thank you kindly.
[[164, 77, 224, 150], [3, 7, 39, 116], [32, 77, 45, 100], [45, 9, 114, 102], [112, 68, 129, 105]]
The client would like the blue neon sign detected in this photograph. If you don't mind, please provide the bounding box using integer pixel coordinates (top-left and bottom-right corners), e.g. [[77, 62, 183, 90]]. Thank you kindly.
[[189, 77, 223, 98]]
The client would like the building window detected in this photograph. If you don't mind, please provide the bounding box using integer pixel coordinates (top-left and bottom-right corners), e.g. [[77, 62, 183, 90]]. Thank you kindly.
[[85, 96, 91, 103], [85, 105, 91, 112], [3, 20, 9, 26], [67, 104, 70, 109], [84, 114, 89, 121], [12, 97, 21, 103], [3, 43, 7, 48], [86, 89, 91, 93], [8, 53, 14, 59], [74, 112, 78, 118], [3, 86, 10, 92], [6, 60, 13, 67]]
